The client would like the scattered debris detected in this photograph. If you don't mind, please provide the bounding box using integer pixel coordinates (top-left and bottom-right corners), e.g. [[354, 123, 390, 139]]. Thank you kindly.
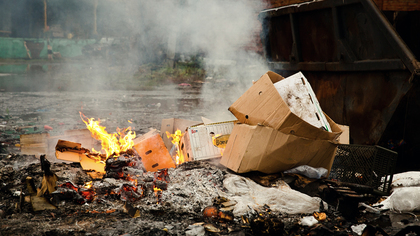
[[0, 70, 417, 236]]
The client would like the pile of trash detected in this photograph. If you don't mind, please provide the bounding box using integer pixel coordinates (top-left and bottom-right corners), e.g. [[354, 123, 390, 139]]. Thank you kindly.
[[1, 71, 420, 235]]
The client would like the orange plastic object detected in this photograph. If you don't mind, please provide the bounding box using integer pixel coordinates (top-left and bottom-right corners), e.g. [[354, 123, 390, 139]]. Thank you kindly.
[[133, 129, 175, 172]]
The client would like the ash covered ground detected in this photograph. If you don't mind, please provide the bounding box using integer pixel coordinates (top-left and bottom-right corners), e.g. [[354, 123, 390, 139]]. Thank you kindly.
[[1, 66, 420, 236]]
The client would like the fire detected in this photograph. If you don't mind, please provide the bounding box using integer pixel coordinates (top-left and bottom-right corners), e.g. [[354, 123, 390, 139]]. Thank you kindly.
[[84, 181, 92, 189], [166, 129, 185, 165], [80, 112, 136, 158], [153, 187, 162, 204], [153, 187, 162, 192]]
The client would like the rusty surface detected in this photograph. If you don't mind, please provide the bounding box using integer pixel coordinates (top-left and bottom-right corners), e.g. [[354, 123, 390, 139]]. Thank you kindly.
[[265, 0, 420, 11], [260, 0, 419, 145], [275, 71, 412, 145]]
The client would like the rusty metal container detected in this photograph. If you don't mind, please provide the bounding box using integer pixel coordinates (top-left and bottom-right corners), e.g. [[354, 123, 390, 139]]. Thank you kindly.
[[259, 0, 420, 171]]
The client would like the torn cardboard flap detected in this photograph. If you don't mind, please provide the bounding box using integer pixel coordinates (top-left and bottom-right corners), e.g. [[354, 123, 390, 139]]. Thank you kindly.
[[55, 139, 106, 173], [228, 71, 342, 141], [220, 123, 339, 174], [337, 125, 350, 144]]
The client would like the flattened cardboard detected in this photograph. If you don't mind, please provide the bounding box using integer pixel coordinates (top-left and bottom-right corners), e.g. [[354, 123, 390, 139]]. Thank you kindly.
[[21, 129, 96, 156], [160, 118, 200, 150], [133, 129, 175, 172], [228, 71, 342, 141], [55, 140, 87, 163], [220, 122, 340, 174], [20, 133, 50, 155]]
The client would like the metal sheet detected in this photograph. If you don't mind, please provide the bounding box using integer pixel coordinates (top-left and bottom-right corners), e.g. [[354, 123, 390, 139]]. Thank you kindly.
[[260, 0, 419, 145]]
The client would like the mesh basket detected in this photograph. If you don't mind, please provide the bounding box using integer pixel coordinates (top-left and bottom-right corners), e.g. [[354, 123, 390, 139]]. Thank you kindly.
[[329, 144, 398, 194]]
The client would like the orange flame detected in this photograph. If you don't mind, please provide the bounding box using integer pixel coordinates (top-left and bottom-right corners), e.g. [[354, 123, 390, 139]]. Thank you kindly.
[[153, 187, 162, 192], [80, 112, 136, 158], [153, 187, 162, 204], [166, 129, 185, 165], [84, 181, 93, 189]]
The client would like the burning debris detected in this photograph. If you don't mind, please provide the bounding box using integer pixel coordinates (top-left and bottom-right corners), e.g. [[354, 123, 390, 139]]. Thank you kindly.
[[1, 71, 419, 236]]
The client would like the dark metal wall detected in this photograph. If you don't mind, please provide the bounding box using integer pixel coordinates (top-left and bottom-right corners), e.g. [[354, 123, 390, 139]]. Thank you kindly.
[[260, 0, 420, 172], [260, 0, 419, 143]]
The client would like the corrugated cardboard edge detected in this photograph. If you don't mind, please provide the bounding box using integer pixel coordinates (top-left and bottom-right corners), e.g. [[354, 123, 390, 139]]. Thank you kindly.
[[279, 113, 342, 141], [133, 129, 159, 144], [229, 71, 343, 141], [219, 124, 257, 171]]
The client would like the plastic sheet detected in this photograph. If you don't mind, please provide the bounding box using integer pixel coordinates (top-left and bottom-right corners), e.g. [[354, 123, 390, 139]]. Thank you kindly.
[[223, 174, 326, 215], [351, 224, 367, 235], [391, 171, 420, 188], [377, 187, 420, 212], [300, 216, 318, 226], [284, 165, 328, 179]]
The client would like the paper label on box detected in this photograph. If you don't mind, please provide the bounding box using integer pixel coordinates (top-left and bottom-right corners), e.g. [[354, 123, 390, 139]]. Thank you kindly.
[[188, 121, 235, 160]]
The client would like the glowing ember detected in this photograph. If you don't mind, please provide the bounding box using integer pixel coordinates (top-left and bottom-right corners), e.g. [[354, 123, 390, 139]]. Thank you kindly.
[[120, 184, 143, 202], [153, 187, 162, 192], [79, 188, 96, 203], [80, 112, 136, 158], [152, 168, 169, 204], [166, 129, 185, 165], [59, 182, 78, 191], [84, 181, 92, 189], [153, 187, 162, 204]]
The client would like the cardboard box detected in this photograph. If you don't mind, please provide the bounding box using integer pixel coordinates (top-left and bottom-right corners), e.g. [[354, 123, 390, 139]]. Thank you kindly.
[[228, 71, 342, 141], [221, 71, 343, 174], [160, 118, 200, 150], [133, 129, 175, 172], [180, 121, 236, 161], [274, 72, 331, 131], [220, 117, 341, 174]]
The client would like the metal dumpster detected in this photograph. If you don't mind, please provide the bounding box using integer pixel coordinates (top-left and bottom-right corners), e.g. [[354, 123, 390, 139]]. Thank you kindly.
[[259, 0, 420, 171]]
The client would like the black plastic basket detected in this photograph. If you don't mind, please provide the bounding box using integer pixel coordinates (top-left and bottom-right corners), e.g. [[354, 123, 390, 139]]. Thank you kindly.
[[329, 144, 398, 194]]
